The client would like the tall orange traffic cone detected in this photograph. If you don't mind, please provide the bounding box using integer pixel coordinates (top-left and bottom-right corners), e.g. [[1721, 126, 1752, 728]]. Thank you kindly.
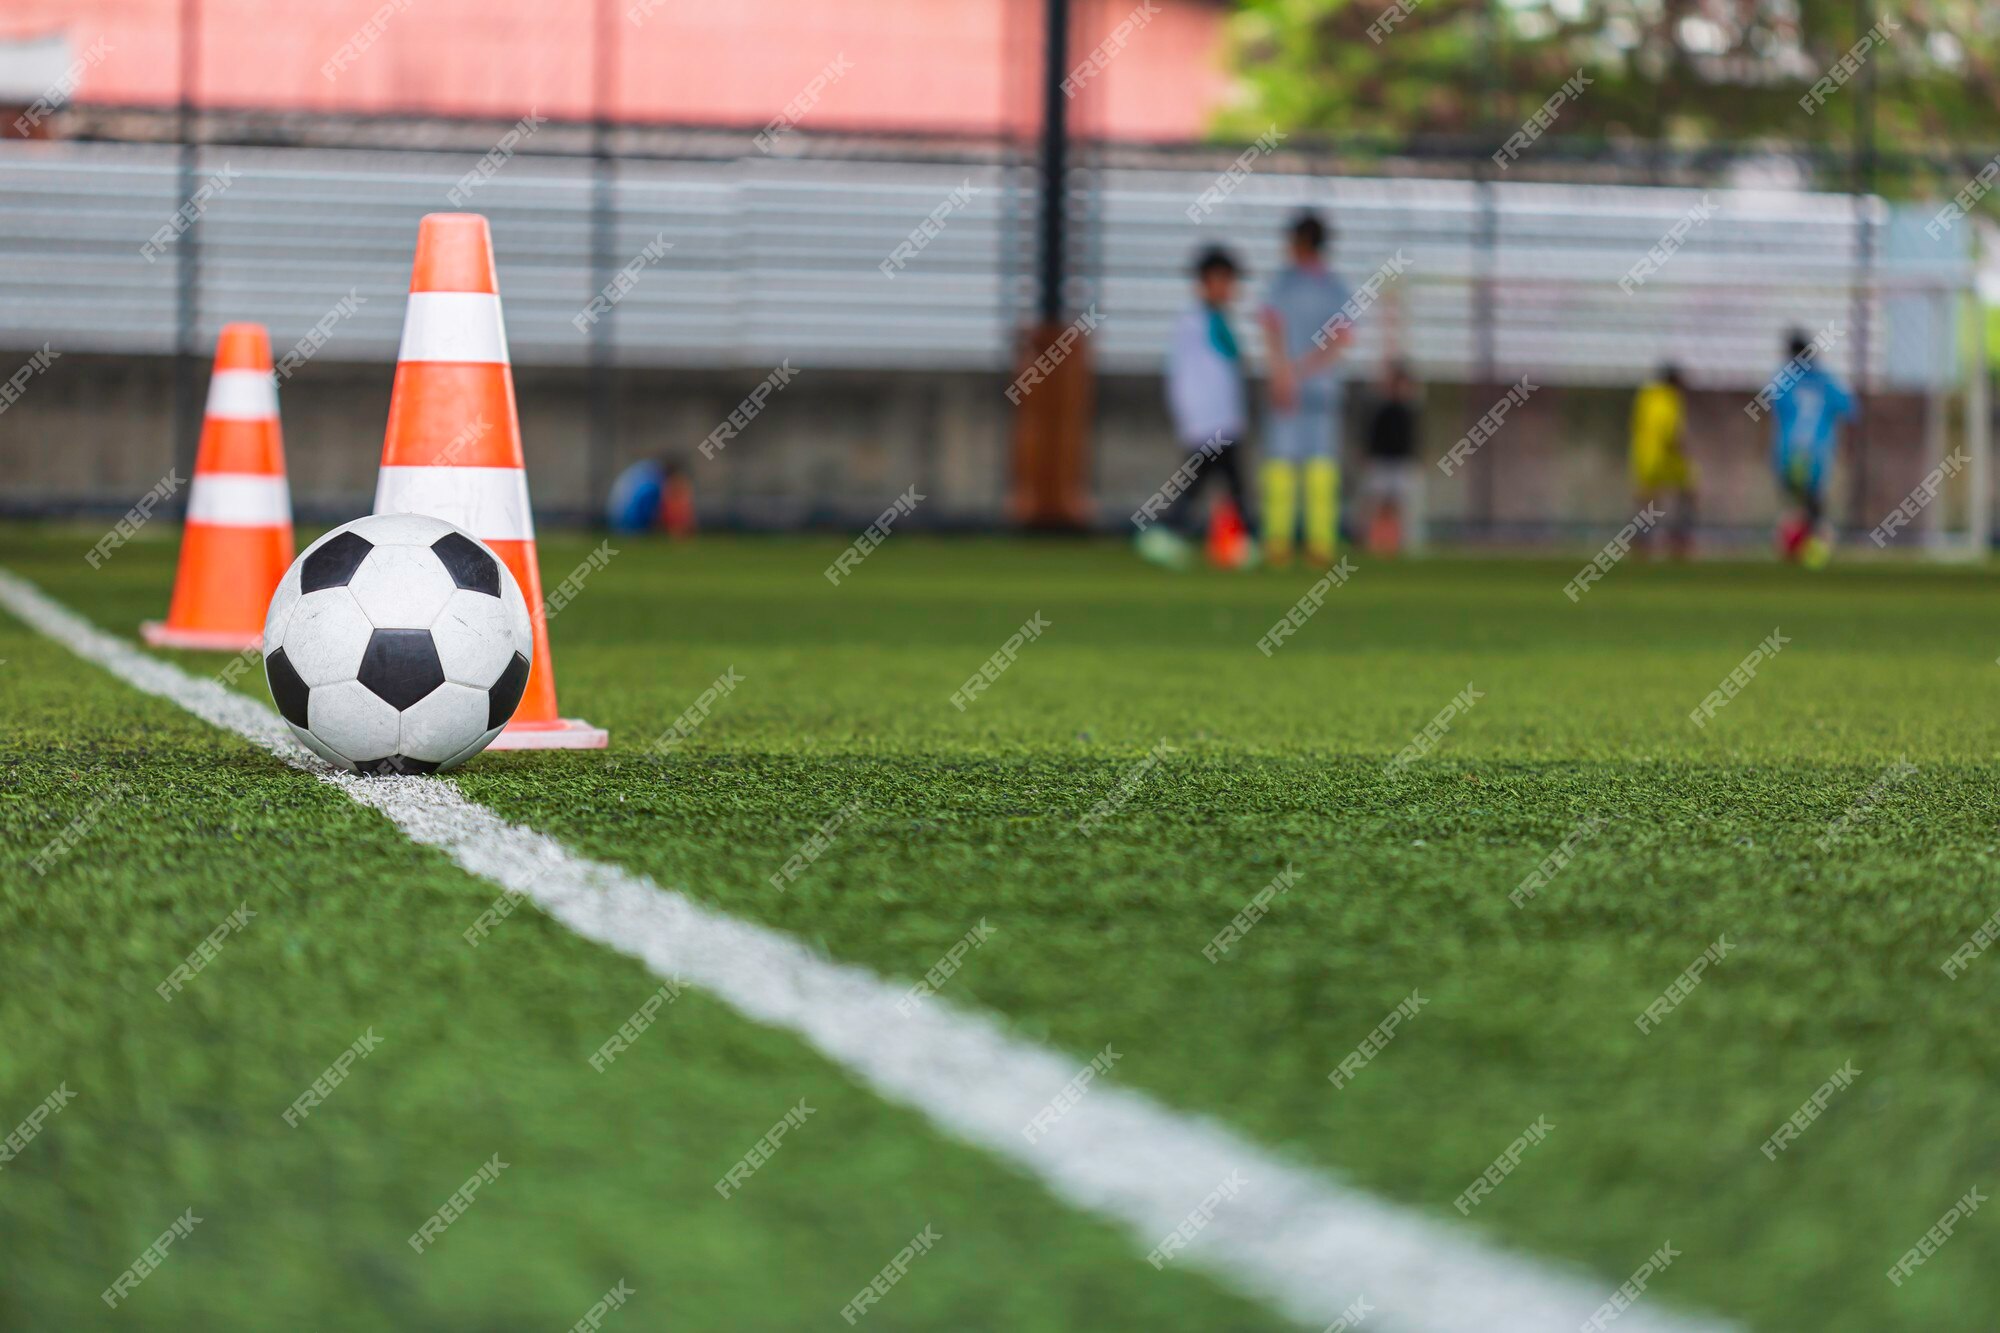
[[372, 213, 608, 750], [142, 323, 294, 651]]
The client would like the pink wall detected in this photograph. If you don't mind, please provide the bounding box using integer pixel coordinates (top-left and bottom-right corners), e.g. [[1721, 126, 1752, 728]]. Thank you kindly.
[[4, 0, 1231, 141]]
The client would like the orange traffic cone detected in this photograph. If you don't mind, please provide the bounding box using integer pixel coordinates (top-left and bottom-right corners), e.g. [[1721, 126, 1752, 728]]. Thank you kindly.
[[1205, 498, 1250, 569], [1367, 503, 1402, 556], [142, 323, 294, 651], [372, 213, 608, 750], [661, 469, 696, 540]]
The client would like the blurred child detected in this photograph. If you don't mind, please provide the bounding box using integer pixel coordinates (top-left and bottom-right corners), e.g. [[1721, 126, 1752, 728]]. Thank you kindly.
[[1259, 210, 1353, 567], [1139, 245, 1254, 570], [1362, 360, 1420, 555], [1628, 364, 1695, 559], [1767, 330, 1854, 568], [607, 455, 695, 536]]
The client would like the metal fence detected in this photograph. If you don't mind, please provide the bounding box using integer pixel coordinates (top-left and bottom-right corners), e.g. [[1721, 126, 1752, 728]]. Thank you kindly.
[[0, 138, 1972, 392]]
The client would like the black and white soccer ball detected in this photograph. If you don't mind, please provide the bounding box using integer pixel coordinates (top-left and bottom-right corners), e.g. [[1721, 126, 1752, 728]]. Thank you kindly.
[[262, 513, 533, 775]]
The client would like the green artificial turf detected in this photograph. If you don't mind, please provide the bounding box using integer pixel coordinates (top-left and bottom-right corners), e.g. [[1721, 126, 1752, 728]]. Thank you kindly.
[[4, 521, 2000, 1331]]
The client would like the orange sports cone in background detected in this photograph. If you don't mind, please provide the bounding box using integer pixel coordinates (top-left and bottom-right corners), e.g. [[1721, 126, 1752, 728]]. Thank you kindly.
[[1367, 505, 1402, 556], [372, 213, 607, 750], [661, 471, 696, 540], [142, 323, 294, 651], [1205, 498, 1249, 569]]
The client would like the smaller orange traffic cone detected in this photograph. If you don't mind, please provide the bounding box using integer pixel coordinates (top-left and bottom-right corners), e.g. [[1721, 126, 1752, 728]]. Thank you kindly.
[[1205, 498, 1250, 569], [661, 468, 696, 540], [1367, 504, 1402, 556], [373, 213, 607, 749], [142, 324, 294, 651]]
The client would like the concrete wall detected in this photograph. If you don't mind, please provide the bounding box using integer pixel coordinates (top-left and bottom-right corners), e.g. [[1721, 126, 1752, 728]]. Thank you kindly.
[[1, 355, 1017, 528], [1, 352, 1943, 544]]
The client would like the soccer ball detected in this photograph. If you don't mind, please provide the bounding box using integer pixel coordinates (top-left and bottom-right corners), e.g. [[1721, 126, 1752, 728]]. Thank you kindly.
[[262, 513, 533, 775]]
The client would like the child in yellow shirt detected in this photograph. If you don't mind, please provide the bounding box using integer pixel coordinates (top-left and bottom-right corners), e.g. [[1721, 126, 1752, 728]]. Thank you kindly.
[[1629, 365, 1695, 559]]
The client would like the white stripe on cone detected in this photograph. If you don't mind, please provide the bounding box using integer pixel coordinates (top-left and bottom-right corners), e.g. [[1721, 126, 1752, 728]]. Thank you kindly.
[[375, 465, 534, 541], [397, 292, 511, 365], [184, 473, 292, 527], [205, 370, 280, 421]]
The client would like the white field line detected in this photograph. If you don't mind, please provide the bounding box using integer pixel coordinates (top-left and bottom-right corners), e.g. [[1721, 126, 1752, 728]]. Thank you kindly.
[[0, 566, 1733, 1333]]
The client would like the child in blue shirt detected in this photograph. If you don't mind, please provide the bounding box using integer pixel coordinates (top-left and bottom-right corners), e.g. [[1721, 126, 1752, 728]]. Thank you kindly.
[[1767, 329, 1855, 567]]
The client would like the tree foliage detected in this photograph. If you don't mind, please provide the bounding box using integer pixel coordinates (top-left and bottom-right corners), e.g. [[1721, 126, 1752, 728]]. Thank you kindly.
[[1218, 0, 2000, 174]]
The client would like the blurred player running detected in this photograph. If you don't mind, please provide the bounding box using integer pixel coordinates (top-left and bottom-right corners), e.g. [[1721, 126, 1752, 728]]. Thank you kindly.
[[1139, 245, 1254, 570], [1628, 364, 1695, 559], [1768, 329, 1855, 569], [1259, 210, 1352, 567]]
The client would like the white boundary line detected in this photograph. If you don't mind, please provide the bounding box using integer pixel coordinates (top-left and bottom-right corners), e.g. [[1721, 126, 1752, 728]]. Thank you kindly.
[[0, 566, 1733, 1333]]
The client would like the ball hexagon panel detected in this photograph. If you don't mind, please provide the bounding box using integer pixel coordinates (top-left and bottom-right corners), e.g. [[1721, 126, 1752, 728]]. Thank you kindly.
[[346, 544, 458, 630], [432, 587, 517, 688], [400, 682, 492, 764], [263, 560, 303, 649], [307, 679, 402, 763], [439, 723, 506, 772], [280, 588, 374, 688], [499, 562, 534, 661], [285, 721, 352, 771], [364, 512, 463, 548]]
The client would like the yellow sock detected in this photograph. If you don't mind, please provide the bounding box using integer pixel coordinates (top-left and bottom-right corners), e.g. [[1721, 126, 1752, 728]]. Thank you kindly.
[[1305, 458, 1339, 559], [1261, 461, 1298, 559]]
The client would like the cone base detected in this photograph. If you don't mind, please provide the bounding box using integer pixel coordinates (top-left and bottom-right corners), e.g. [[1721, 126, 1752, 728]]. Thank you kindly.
[[141, 622, 264, 652], [487, 718, 609, 750]]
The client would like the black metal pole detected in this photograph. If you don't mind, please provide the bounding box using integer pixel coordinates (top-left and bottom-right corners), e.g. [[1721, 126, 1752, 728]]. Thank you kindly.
[[1035, 0, 1070, 325], [1646, 22, 1666, 186], [1848, 0, 1877, 530], [1471, 0, 1501, 538], [587, 0, 618, 524], [171, 0, 201, 491], [1853, 0, 1877, 197]]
